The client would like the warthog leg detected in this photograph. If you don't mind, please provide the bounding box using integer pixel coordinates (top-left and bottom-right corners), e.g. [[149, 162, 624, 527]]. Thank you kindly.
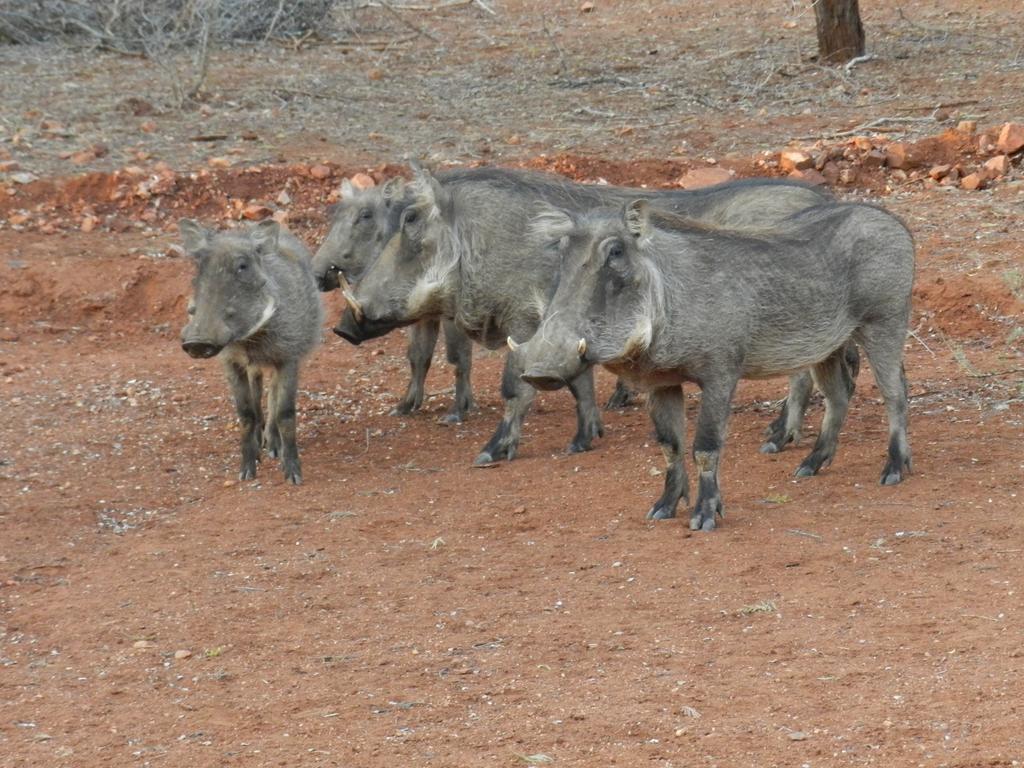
[[224, 358, 263, 481], [391, 318, 440, 416], [690, 377, 736, 532], [604, 378, 637, 410], [795, 348, 853, 478], [474, 351, 536, 465], [567, 368, 605, 453], [858, 320, 912, 485], [271, 360, 302, 485], [645, 385, 689, 521], [441, 318, 475, 424]]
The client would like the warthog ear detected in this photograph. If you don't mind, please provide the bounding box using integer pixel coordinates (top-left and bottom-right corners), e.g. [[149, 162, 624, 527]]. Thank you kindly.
[[178, 218, 209, 255], [381, 176, 406, 203], [339, 178, 356, 199], [411, 165, 450, 215], [250, 219, 281, 256], [529, 206, 575, 243], [624, 199, 652, 239]]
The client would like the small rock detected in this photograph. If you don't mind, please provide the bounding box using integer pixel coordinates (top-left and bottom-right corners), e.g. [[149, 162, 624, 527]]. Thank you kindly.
[[885, 142, 922, 170], [779, 150, 813, 173], [0, 160, 21, 173], [10, 172, 38, 184], [852, 136, 874, 152], [140, 120, 158, 133], [978, 134, 996, 155], [242, 204, 273, 221], [276, 189, 292, 206], [0, 329, 20, 342], [788, 731, 809, 741], [506, 134, 522, 146], [8, 212, 30, 226], [983, 154, 1011, 177], [208, 156, 231, 169], [366, 68, 384, 81], [80, 216, 98, 233], [996, 122, 1024, 154], [821, 161, 841, 184], [173, 649, 192, 660], [350, 172, 376, 190], [960, 172, 987, 191], [132, 639, 155, 649], [789, 168, 827, 186], [928, 164, 951, 180], [956, 119, 977, 134], [862, 149, 887, 169], [309, 164, 332, 180], [838, 167, 859, 184], [580, 1, 594, 11], [676, 167, 733, 189]]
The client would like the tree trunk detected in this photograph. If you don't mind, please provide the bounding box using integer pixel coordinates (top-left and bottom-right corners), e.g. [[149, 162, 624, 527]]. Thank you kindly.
[[814, 0, 865, 65]]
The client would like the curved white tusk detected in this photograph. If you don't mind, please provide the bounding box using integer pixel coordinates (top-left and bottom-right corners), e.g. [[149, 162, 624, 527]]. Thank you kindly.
[[337, 273, 364, 323], [507, 336, 521, 352], [577, 338, 587, 358]]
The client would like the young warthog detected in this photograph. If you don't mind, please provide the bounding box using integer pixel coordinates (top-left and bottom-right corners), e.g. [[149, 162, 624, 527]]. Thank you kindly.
[[179, 219, 323, 484], [517, 201, 915, 531], [334, 166, 841, 467], [313, 177, 475, 423]]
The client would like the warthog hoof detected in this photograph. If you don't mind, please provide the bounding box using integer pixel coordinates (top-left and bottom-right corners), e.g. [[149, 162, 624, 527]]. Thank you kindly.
[[282, 461, 302, 485], [439, 411, 464, 425], [794, 465, 817, 478], [239, 464, 257, 481], [604, 382, 636, 410], [759, 441, 781, 454], [645, 504, 677, 521], [689, 495, 723, 532], [390, 400, 421, 417]]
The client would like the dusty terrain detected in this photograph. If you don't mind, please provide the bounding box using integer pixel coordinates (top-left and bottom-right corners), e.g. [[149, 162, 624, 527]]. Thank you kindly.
[[2, 1, 1023, 766]]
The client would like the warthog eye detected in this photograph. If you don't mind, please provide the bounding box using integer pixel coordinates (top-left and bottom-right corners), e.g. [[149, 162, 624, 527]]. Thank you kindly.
[[608, 241, 624, 260], [404, 209, 418, 226], [358, 209, 373, 222], [237, 260, 248, 272]]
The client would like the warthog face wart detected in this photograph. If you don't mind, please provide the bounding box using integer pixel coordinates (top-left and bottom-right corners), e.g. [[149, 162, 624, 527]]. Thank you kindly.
[[179, 219, 282, 358], [312, 177, 406, 291], [334, 170, 458, 345], [519, 203, 664, 390]]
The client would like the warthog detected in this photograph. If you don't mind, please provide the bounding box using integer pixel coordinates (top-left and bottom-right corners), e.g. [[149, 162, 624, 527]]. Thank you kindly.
[[179, 219, 323, 484], [334, 165, 839, 466], [313, 177, 474, 423], [517, 200, 915, 531]]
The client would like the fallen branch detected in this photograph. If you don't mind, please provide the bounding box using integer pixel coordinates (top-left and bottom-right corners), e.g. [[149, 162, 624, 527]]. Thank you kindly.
[[377, 0, 440, 42]]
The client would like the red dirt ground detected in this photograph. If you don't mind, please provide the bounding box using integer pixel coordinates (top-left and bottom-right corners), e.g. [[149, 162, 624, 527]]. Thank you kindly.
[[3, 2, 1024, 766]]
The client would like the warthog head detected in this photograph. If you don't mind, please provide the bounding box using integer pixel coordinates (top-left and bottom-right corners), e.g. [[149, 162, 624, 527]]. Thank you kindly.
[[517, 200, 666, 390], [333, 167, 459, 345], [179, 219, 282, 359], [312, 177, 406, 292]]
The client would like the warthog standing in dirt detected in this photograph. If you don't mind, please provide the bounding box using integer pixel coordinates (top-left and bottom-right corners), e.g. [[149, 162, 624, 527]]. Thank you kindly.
[[517, 200, 915, 531], [179, 219, 323, 484], [333, 165, 844, 467], [313, 177, 474, 423]]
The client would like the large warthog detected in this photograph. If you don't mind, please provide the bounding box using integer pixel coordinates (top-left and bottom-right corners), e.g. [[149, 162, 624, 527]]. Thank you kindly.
[[313, 178, 474, 423], [333, 166, 840, 466], [179, 219, 323, 484], [516, 200, 915, 531]]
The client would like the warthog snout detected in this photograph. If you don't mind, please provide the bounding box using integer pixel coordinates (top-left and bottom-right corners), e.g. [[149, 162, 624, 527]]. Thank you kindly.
[[333, 307, 365, 345], [181, 339, 223, 359], [316, 266, 341, 293], [520, 370, 568, 391]]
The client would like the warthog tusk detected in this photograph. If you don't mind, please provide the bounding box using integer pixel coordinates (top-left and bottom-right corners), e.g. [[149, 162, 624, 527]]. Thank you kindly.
[[337, 273, 364, 323], [577, 338, 587, 358], [507, 336, 520, 352]]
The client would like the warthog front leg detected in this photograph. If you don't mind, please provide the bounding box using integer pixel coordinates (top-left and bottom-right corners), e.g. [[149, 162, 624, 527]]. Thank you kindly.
[[441, 318, 475, 424], [795, 348, 853, 477], [645, 385, 689, 521], [271, 360, 303, 485], [392, 318, 440, 416], [566, 367, 605, 453], [262, 370, 283, 458], [474, 351, 536, 466], [690, 378, 736, 532], [604, 377, 637, 410], [224, 359, 263, 481], [858, 322, 912, 485]]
